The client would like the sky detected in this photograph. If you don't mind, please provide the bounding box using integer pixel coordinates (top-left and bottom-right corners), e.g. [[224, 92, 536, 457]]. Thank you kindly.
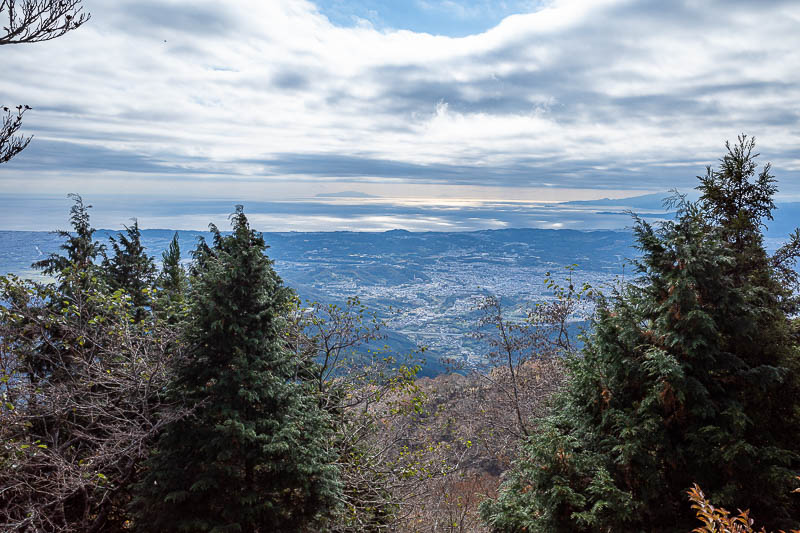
[[1, 0, 799, 230]]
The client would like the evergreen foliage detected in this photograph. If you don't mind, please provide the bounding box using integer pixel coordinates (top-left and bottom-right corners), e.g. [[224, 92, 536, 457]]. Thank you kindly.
[[32, 193, 104, 290], [697, 135, 776, 253], [28, 194, 107, 378], [158, 231, 186, 297], [154, 231, 188, 322], [102, 219, 156, 313], [131, 206, 340, 532], [481, 138, 800, 532]]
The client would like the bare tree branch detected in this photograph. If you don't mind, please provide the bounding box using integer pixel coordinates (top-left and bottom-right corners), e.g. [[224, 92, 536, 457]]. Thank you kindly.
[[1, 0, 90, 166], [0, 275, 186, 532], [0, 0, 89, 45], [0, 105, 31, 164]]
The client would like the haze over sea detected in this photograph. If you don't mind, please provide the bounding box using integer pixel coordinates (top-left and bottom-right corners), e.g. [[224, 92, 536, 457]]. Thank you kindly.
[[0, 191, 677, 233]]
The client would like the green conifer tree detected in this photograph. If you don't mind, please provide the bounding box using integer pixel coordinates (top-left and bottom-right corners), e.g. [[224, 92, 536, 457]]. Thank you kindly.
[[697, 135, 775, 271], [102, 219, 156, 313], [153, 231, 188, 322], [32, 193, 104, 290], [29, 193, 107, 377], [158, 231, 186, 295], [481, 139, 800, 532], [131, 206, 340, 533]]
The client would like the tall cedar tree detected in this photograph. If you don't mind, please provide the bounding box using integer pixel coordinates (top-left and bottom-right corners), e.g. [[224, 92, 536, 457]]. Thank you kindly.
[[158, 231, 186, 297], [481, 137, 800, 532], [29, 193, 106, 377], [154, 231, 188, 322], [131, 207, 340, 533], [102, 219, 156, 313], [33, 193, 104, 291]]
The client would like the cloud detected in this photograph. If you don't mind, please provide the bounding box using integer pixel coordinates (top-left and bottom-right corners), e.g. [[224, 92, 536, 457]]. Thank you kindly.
[[10, 140, 214, 175], [247, 152, 710, 191], [271, 69, 312, 91], [1, 0, 799, 213], [114, 1, 238, 37], [0, 193, 671, 232]]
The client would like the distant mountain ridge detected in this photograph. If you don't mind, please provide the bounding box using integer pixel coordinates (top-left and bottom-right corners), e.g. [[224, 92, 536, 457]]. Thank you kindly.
[[561, 192, 682, 210]]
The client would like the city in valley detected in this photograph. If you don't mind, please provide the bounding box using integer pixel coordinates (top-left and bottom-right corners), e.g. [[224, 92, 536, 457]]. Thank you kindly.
[[0, 227, 635, 373]]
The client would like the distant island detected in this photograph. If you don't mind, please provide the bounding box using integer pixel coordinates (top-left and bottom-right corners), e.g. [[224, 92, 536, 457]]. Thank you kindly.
[[560, 191, 670, 209]]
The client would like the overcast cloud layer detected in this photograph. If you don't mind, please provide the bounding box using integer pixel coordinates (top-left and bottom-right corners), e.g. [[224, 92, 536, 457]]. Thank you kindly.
[[1, 0, 799, 215]]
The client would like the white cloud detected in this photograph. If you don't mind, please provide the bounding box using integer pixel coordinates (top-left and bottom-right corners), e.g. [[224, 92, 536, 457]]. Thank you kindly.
[[1, 0, 798, 203]]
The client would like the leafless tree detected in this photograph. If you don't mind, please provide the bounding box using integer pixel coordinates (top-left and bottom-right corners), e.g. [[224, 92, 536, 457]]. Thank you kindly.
[[0, 105, 31, 164], [1, 0, 89, 45], [473, 271, 591, 438], [286, 296, 464, 532], [286, 296, 385, 409], [326, 378, 472, 533], [393, 356, 566, 533], [471, 267, 593, 439], [473, 295, 535, 438], [375, 272, 590, 532], [0, 274, 184, 532], [285, 276, 587, 532], [1, 0, 89, 166]]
